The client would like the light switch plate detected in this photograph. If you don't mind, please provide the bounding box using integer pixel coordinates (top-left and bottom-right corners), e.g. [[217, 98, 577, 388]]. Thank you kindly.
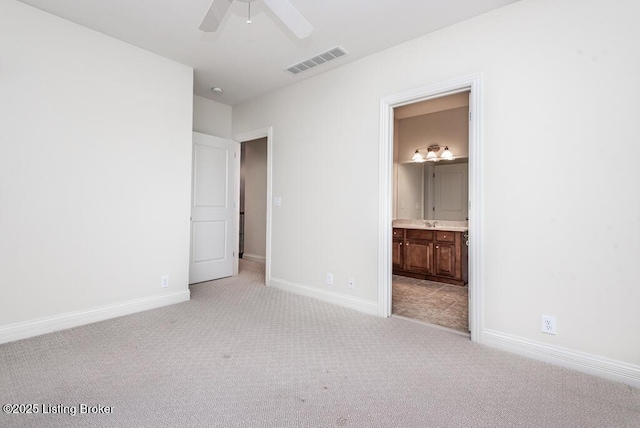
[[274, 196, 282, 207]]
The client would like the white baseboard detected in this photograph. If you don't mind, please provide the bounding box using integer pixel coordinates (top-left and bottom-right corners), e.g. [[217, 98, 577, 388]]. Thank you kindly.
[[482, 329, 640, 388], [0, 290, 190, 345], [242, 253, 266, 263], [270, 277, 379, 316]]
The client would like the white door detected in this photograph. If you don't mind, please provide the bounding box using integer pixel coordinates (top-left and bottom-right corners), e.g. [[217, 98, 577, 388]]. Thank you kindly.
[[433, 162, 468, 221], [189, 132, 239, 284]]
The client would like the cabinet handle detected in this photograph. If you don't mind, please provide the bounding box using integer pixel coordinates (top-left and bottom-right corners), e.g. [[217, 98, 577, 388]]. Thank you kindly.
[[436, 245, 439, 249], [443, 235, 447, 238]]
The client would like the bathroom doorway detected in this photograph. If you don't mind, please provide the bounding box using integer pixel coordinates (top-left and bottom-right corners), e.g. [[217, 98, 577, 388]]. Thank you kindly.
[[392, 92, 470, 334], [379, 74, 483, 342]]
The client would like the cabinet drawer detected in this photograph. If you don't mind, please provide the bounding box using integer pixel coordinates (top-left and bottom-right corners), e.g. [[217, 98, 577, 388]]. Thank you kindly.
[[435, 231, 455, 242], [392, 228, 405, 238], [406, 229, 434, 241]]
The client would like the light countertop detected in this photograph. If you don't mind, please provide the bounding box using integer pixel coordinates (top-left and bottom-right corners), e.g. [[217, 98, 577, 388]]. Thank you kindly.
[[393, 219, 468, 232]]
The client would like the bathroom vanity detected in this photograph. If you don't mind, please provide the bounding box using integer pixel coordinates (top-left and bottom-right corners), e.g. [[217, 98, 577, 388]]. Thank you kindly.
[[392, 223, 468, 286]]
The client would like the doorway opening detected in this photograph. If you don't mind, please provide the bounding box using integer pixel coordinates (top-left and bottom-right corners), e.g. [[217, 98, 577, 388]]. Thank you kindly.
[[234, 127, 274, 286], [379, 74, 483, 343], [392, 92, 470, 334], [239, 137, 268, 265]]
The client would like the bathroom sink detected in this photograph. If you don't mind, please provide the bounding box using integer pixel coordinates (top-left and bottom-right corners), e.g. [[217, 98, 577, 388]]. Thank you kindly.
[[397, 224, 468, 232], [426, 226, 468, 231], [433, 226, 469, 231], [392, 219, 468, 232]]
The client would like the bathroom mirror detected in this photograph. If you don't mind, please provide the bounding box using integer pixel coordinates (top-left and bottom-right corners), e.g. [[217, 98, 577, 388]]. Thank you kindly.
[[396, 159, 468, 221]]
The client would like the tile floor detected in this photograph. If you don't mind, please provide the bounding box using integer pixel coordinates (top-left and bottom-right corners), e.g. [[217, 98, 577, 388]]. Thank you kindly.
[[392, 274, 469, 333]]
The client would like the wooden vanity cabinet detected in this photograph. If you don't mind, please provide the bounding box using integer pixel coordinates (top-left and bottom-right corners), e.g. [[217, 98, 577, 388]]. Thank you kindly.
[[393, 227, 468, 286], [392, 228, 405, 271]]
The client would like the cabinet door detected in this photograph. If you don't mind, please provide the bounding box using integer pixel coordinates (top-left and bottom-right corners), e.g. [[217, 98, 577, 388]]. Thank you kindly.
[[392, 239, 404, 270], [406, 240, 433, 274], [434, 241, 457, 278]]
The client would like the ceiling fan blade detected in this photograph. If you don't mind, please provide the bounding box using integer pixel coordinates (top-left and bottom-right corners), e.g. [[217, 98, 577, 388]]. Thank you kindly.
[[199, 0, 233, 32], [262, 0, 313, 39]]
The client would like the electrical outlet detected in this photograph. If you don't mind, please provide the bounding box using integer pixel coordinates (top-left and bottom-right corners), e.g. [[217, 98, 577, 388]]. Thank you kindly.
[[326, 273, 333, 285], [542, 315, 556, 335], [347, 278, 355, 289], [161, 276, 169, 288]]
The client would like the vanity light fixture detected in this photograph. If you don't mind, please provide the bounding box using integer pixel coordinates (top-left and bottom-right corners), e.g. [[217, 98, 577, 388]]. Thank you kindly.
[[425, 147, 438, 161], [412, 150, 426, 162], [411, 145, 455, 163]]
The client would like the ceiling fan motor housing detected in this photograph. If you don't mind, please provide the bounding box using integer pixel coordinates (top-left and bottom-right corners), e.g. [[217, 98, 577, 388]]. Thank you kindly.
[[200, 0, 313, 39]]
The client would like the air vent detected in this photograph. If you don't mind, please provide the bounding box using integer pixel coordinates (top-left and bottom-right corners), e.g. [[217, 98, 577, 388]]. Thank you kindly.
[[286, 47, 348, 75]]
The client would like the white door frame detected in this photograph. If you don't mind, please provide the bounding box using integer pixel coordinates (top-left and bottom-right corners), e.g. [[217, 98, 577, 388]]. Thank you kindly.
[[379, 74, 483, 343], [232, 126, 274, 285]]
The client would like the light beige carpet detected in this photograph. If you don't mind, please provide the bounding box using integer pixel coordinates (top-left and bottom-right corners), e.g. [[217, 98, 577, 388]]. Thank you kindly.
[[0, 260, 638, 427]]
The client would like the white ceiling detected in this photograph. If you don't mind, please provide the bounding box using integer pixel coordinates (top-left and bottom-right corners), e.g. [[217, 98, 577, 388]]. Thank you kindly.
[[17, 0, 520, 106]]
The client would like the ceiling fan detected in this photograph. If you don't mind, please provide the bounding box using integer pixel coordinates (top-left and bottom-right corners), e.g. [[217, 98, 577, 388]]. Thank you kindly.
[[199, 0, 313, 39]]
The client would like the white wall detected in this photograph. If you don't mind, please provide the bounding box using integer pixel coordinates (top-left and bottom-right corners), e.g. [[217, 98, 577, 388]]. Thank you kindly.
[[193, 95, 232, 138], [0, 1, 193, 339], [242, 138, 267, 261], [232, 0, 640, 370]]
